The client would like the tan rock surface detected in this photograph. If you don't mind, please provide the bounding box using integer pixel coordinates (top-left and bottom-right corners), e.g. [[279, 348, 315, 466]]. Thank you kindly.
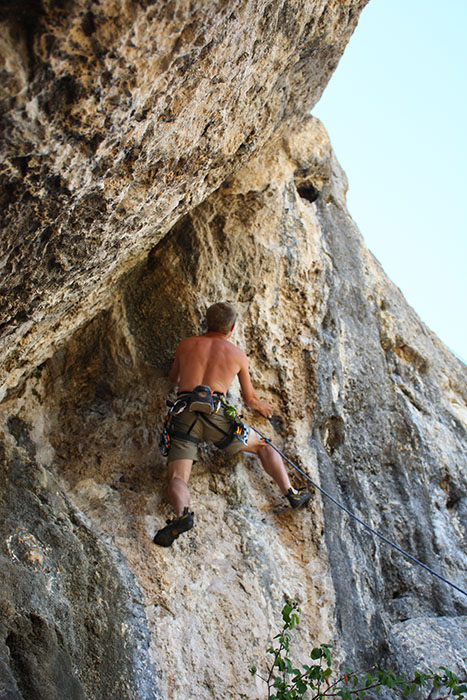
[[1, 115, 465, 699], [1, 2, 466, 698], [0, 0, 367, 399]]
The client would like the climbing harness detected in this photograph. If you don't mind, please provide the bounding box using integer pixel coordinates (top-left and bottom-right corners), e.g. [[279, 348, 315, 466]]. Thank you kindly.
[[159, 385, 218, 456], [159, 387, 249, 457], [181, 384, 223, 414], [251, 426, 467, 598]]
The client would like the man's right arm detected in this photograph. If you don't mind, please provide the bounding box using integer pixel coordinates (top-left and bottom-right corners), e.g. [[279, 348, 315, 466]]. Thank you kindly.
[[237, 353, 273, 419]]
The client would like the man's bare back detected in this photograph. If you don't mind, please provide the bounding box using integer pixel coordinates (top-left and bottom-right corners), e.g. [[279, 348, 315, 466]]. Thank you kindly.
[[168, 331, 272, 418]]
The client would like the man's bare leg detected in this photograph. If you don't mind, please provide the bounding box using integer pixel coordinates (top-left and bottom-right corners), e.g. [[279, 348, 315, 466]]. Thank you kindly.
[[167, 459, 193, 517], [241, 432, 293, 495], [240, 430, 312, 508], [153, 458, 195, 546]]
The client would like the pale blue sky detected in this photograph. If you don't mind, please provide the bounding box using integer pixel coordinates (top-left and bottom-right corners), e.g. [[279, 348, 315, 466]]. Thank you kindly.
[[313, 0, 466, 363]]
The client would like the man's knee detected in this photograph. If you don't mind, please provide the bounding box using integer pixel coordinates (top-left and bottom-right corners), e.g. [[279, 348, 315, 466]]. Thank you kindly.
[[167, 475, 189, 499], [240, 431, 266, 456], [168, 459, 193, 484], [168, 474, 186, 486]]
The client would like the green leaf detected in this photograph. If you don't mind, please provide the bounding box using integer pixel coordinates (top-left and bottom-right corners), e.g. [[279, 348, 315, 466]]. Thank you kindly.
[[282, 604, 293, 623], [310, 648, 322, 660], [445, 670, 459, 687], [323, 645, 332, 667], [338, 690, 352, 700], [249, 665, 257, 676], [307, 666, 319, 680], [290, 613, 300, 629]]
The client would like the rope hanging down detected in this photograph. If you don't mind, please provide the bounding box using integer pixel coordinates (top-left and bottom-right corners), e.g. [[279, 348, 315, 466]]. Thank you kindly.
[[251, 426, 467, 598]]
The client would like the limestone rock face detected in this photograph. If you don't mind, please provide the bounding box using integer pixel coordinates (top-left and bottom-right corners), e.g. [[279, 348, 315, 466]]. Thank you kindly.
[[0, 0, 367, 398], [1, 114, 465, 699], [1, 3, 466, 699], [0, 418, 158, 700], [390, 616, 467, 678]]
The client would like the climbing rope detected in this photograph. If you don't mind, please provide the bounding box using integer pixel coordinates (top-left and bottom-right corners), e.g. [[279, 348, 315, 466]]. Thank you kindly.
[[251, 426, 467, 598]]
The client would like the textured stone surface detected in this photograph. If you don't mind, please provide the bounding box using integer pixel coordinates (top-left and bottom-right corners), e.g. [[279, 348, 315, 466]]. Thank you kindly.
[[1, 115, 465, 699], [0, 418, 159, 700], [1, 2, 466, 698], [0, 0, 367, 398], [390, 616, 467, 677]]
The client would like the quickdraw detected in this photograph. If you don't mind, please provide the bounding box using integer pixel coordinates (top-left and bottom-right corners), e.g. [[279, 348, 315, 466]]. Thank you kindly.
[[219, 396, 249, 445], [159, 411, 172, 457]]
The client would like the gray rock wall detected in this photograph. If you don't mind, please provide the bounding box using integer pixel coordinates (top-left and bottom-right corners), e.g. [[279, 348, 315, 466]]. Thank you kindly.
[[311, 147, 467, 665], [1, 2, 466, 699], [2, 116, 465, 699], [0, 418, 159, 700]]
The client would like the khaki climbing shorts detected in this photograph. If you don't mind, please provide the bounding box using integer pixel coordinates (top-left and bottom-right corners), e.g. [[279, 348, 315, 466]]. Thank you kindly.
[[167, 407, 249, 462]]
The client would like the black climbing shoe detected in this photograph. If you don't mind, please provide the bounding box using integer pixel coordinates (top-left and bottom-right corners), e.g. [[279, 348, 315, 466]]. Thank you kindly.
[[153, 508, 194, 547], [286, 488, 312, 509]]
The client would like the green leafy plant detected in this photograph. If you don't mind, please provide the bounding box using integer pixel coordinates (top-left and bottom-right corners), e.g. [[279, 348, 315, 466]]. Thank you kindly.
[[250, 601, 467, 700]]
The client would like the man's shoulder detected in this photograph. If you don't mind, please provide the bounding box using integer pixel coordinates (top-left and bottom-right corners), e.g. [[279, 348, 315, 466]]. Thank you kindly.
[[174, 336, 199, 354], [226, 341, 247, 362], [178, 335, 201, 346], [178, 334, 246, 358], [177, 334, 221, 349]]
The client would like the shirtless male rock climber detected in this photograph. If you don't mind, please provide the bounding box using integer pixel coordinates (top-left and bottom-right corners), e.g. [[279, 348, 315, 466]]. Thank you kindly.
[[153, 302, 312, 547]]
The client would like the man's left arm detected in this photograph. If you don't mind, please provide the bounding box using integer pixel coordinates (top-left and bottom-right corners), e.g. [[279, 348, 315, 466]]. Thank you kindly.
[[238, 354, 273, 418]]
